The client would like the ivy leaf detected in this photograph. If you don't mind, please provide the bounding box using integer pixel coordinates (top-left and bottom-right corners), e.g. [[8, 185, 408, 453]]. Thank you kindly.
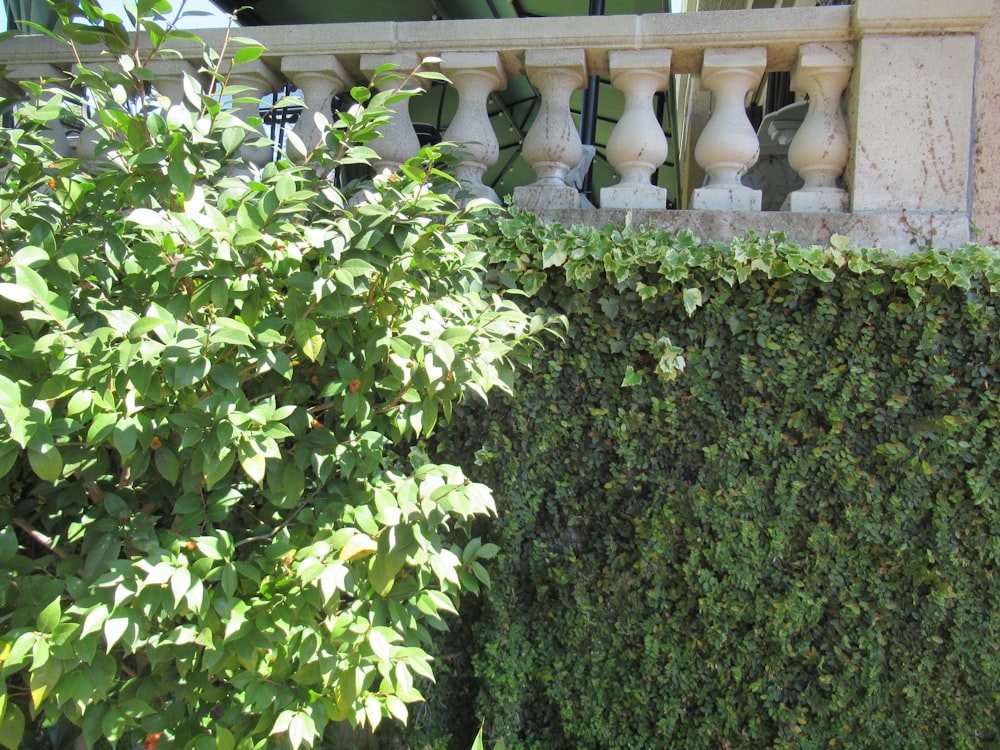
[[682, 287, 703, 317], [542, 245, 567, 268], [621, 365, 644, 387], [830, 233, 851, 250]]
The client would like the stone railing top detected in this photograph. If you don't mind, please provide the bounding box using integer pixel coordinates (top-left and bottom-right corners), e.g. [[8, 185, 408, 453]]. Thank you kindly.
[[1, 6, 855, 83], [3, 2, 993, 87], [852, 0, 994, 35], [1, 1, 995, 251]]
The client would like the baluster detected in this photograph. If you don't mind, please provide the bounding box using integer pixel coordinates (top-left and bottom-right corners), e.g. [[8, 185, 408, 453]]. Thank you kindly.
[[360, 53, 424, 174], [512, 49, 588, 210], [5, 64, 74, 158], [784, 43, 853, 213], [691, 47, 766, 211], [147, 59, 199, 108], [440, 51, 506, 204], [281, 55, 350, 164], [601, 49, 672, 210], [147, 58, 200, 132], [226, 60, 282, 169]]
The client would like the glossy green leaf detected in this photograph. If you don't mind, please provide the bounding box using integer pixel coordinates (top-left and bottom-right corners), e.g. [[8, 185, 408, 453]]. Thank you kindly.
[[35, 598, 61, 633], [27, 444, 63, 482], [0, 703, 24, 750], [0, 283, 31, 304]]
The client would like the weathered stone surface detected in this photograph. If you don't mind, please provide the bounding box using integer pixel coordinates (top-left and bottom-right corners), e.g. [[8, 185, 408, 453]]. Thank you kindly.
[[972, 0, 1000, 246], [601, 49, 672, 210], [691, 47, 766, 211], [601, 184, 670, 210], [1, 1, 995, 249], [533, 208, 970, 253], [785, 42, 852, 213], [847, 34, 979, 215]]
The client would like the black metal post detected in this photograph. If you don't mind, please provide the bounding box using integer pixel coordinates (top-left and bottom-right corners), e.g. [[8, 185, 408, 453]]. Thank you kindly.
[[579, 0, 605, 201]]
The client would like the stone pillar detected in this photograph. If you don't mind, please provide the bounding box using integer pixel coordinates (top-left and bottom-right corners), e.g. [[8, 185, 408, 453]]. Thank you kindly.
[[512, 49, 588, 210], [227, 60, 282, 169], [601, 49, 672, 210], [972, 0, 1000, 246], [440, 51, 507, 204], [360, 53, 424, 174], [691, 47, 767, 211], [848, 0, 993, 245], [784, 42, 853, 212]]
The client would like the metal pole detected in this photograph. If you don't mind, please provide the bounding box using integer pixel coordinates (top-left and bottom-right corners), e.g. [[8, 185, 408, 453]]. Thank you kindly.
[[579, 0, 605, 146], [579, 0, 605, 200]]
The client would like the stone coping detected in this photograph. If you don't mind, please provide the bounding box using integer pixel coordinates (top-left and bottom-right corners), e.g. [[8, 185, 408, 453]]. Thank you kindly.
[[531, 209, 975, 253], [0, 6, 851, 79]]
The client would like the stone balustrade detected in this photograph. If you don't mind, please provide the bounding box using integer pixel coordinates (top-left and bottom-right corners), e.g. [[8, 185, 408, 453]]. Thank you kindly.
[[0, 0, 994, 250]]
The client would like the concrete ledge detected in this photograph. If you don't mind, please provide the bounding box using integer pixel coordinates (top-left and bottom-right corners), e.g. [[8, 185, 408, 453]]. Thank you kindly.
[[853, 0, 993, 36], [0, 7, 852, 79], [530, 209, 972, 253]]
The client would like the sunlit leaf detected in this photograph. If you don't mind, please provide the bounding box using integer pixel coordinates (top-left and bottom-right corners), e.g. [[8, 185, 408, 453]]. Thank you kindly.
[[338, 534, 378, 562]]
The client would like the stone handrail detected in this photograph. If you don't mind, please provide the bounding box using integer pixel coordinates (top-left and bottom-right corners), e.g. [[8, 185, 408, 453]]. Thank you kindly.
[[0, 0, 993, 250]]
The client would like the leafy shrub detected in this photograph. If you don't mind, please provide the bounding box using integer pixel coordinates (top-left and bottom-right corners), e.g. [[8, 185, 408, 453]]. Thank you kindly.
[[435, 214, 1000, 749], [0, 3, 545, 748]]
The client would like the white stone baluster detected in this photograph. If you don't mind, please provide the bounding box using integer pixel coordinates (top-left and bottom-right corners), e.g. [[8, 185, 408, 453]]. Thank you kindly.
[[601, 49, 672, 210], [226, 60, 282, 169], [512, 49, 588, 210], [360, 53, 424, 174], [75, 97, 102, 164], [440, 51, 507, 204], [147, 59, 200, 131], [691, 47, 766, 211], [148, 59, 199, 108], [281, 55, 350, 164], [784, 43, 853, 213], [6, 64, 74, 158]]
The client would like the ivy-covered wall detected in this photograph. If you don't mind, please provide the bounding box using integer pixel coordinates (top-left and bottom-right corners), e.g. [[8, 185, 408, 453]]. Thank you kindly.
[[420, 216, 1000, 749]]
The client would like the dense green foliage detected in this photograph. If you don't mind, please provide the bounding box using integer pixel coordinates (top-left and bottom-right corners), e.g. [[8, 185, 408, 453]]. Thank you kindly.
[[429, 214, 1000, 749], [0, 4, 544, 748], [4, 4, 999, 749]]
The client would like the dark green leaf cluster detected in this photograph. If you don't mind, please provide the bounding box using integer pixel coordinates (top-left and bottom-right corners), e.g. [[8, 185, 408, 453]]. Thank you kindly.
[[0, 3, 546, 748], [435, 212, 1000, 749]]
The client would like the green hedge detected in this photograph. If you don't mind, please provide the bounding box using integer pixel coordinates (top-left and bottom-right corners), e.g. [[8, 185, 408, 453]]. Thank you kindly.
[[420, 216, 1000, 749]]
